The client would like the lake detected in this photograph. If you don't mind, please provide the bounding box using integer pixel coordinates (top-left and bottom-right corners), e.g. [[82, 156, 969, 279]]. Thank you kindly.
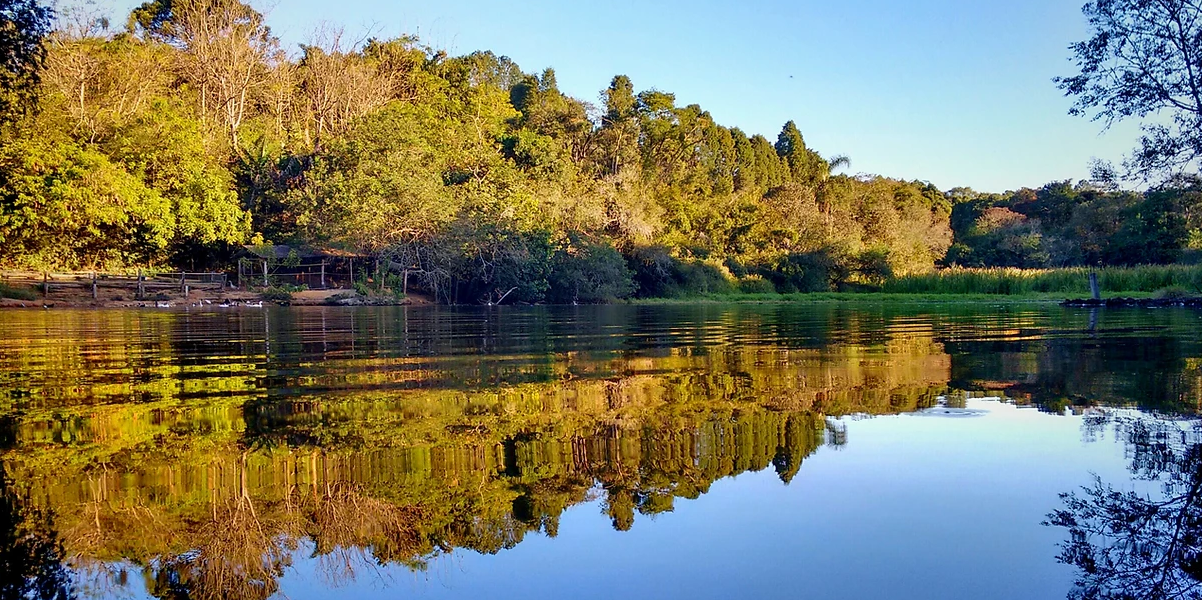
[[1, 304, 1200, 599]]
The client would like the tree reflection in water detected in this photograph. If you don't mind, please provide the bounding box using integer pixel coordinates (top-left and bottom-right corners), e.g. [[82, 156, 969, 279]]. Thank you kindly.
[[1048, 415, 1202, 600], [0, 462, 76, 600]]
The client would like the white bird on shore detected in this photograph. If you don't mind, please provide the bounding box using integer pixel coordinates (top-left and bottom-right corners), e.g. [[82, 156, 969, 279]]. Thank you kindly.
[[245, 301, 264, 308], [156, 301, 171, 308]]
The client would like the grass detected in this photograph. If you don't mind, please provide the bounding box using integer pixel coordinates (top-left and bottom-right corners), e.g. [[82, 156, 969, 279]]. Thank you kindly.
[[631, 264, 1202, 304], [880, 265, 1202, 296], [630, 291, 1154, 305], [0, 282, 37, 301]]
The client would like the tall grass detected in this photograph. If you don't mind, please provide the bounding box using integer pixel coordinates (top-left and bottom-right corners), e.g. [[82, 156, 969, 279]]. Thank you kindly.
[[881, 265, 1202, 296], [0, 282, 37, 301]]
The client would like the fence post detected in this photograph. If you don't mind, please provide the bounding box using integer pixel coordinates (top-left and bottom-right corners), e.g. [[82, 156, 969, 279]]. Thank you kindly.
[[42, 272, 48, 298], [1089, 271, 1101, 301], [237, 260, 243, 290], [180, 272, 186, 293], [262, 260, 268, 287], [91, 272, 98, 300], [137, 269, 145, 300], [320, 261, 326, 289]]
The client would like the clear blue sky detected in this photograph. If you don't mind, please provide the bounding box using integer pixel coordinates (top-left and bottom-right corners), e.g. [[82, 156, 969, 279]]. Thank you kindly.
[[106, 0, 1147, 192]]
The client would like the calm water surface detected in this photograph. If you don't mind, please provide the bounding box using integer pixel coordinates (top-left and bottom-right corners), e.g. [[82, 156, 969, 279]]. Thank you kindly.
[[1, 304, 1201, 599]]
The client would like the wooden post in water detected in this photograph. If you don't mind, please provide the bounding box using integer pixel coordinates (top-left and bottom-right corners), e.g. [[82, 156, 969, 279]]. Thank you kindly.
[[1089, 271, 1101, 301], [91, 272, 98, 300]]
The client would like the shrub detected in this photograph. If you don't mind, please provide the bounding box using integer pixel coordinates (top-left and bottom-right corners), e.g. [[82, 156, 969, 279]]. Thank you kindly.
[[738, 276, 776, 294], [0, 282, 36, 301], [624, 245, 737, 297], [1153, 286, 1194, 300], [626, 245, 677, 298], [548, 240, 635, 303], [761, 250, 847, 293], [855, 248, 893, 286], [261, 287, 294, 304], [674, 260, 735, 295]]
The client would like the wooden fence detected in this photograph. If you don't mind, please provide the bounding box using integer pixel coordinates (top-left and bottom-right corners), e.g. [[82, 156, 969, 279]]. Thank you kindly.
[[236, 258, 354, 290], [1, 270, 228, 300]]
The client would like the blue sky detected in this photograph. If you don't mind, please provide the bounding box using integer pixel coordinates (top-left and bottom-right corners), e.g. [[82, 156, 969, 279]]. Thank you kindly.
[[105, 0, 1147, 192]]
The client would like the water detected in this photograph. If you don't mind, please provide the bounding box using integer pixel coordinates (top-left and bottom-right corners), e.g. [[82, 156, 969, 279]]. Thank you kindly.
[[1, 304, 1200, 599]]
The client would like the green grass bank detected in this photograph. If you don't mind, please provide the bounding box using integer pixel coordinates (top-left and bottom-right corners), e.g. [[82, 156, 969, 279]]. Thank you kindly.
[[880, 265, 1202, 296], [633, 265, 1202, 304]]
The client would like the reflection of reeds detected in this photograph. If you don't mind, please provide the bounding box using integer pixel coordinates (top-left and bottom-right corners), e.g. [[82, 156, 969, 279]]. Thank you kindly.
[[307, 481, 428, 580], [152, 493, 296, 600]]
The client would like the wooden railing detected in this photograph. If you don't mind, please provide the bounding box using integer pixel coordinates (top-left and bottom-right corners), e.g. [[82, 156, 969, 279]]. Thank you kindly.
[[1, 270, 228, 299]]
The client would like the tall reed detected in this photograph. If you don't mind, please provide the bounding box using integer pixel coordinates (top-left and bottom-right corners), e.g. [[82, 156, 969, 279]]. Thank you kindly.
[[880, 265, 1202, 295]]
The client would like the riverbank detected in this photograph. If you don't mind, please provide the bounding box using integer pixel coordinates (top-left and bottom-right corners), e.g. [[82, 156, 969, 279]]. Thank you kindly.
[[0, 287, 1163, 309], [0, 284, 430, 309]]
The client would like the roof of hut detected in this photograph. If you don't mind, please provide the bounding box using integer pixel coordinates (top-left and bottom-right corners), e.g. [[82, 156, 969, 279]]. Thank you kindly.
[[241, 245, 367, 260]]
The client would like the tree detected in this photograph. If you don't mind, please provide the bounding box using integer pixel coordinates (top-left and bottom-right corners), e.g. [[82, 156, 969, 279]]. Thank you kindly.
[[775, 120, 828, 184], [595, 74, 640, 176], [0, 0, 53, 127], [1057, 0, 1202, 180], [129, 0, 279, 146]]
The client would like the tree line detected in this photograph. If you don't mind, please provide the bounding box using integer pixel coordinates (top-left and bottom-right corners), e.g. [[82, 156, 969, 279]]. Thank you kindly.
[[1, 0, 1200, 302]]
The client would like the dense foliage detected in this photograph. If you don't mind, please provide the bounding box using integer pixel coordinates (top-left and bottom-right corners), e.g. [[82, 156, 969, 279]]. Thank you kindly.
[[944, 180, 1202, 268], [0, 0, 956, 302], [0, 0, 53, 127], [1057, 0, 1202, 180], [1, 0, 1202, 301]]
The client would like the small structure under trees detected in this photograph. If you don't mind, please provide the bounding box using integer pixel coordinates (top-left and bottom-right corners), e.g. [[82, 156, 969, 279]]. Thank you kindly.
[[237, 245, 369, 290]]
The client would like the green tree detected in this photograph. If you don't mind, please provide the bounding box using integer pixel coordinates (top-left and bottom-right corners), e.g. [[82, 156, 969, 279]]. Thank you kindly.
[[1057, 0, 1202, 179], [0, 0, 53, 127]]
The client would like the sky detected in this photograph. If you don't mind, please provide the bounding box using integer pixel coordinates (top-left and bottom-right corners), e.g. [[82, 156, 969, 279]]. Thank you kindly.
[[102, 0, 1148, 193]]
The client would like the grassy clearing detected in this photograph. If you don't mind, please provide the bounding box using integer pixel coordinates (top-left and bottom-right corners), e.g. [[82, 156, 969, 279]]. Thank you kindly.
[[0, 282, 38, 301], [880, 265, 1202, 296]]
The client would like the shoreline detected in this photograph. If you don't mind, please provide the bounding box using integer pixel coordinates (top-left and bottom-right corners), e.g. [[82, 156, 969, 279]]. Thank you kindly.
[[0, 287, 427, 309], [625, 291, 1155, 305], [0, 290, 1163, 309]]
